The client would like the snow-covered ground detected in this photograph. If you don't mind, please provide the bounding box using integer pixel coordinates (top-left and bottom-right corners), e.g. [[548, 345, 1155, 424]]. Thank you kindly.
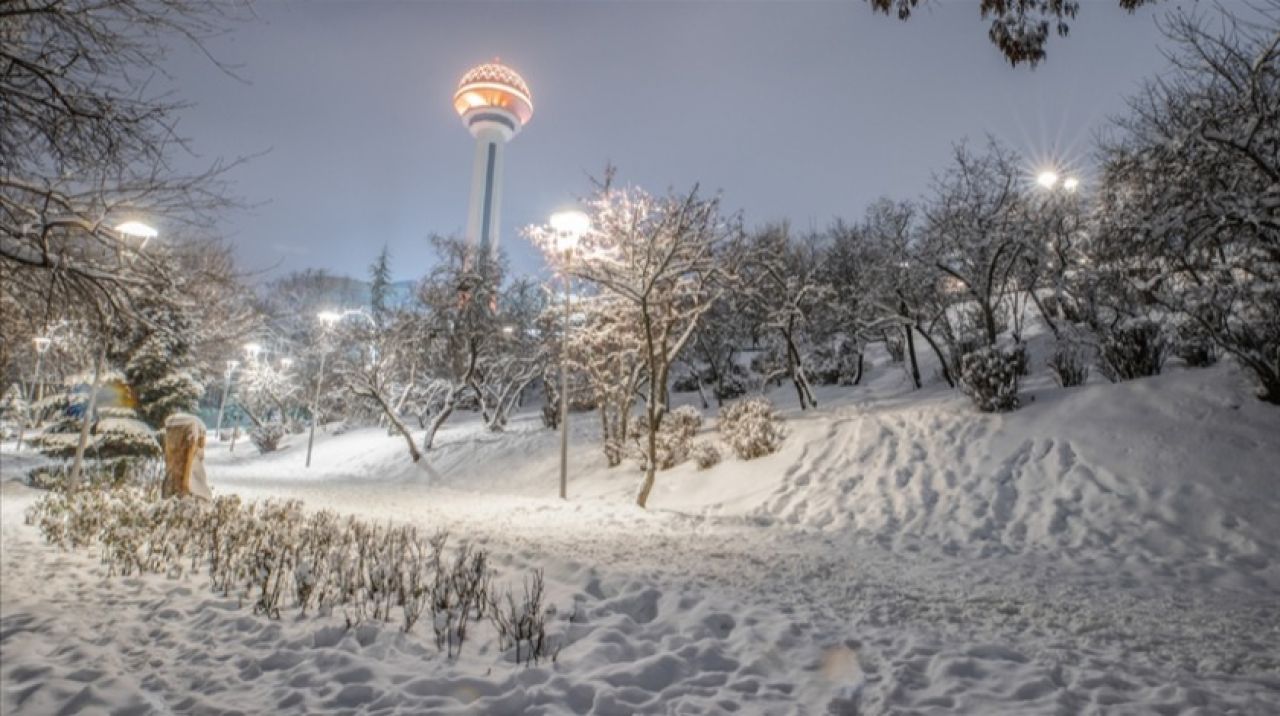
[[3, 352, 1279, 714]]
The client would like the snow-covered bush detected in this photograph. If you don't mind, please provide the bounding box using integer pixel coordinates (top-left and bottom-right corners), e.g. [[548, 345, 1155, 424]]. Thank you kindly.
[[714, 366, 750, 401], [250, 423, 286, 454], [691, 441, 722, 470], [1172, 322, 1219, 368], [24, 484, 564, 666], [945, 333, 987, 389], [1097, 319, 1166, 383], [0, 384, 28, 438], [811, 341, 864, 386], [27, 458, 163, 493], [631, 405, 702, 471], [1009, 343, 1029, 377], [959, 346, 1021, 412], [1048, 343, 1090, 388], [884, 332, 905, 363], [488, 569, 559, 666], [671, 370, 701, 393], [718, 398, 785, 460]]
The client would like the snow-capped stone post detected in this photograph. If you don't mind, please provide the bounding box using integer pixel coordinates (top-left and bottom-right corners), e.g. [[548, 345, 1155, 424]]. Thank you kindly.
[[163, 413, 211, 499]]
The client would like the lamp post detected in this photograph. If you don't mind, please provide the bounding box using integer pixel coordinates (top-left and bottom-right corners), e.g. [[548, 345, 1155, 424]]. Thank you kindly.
[[15, 335, 53, 451], [214, 359, 239, 442], [306, 311, 342, 467], [70, 222, 157, 483], [549, 210, 590, 500], [230, 343, 262, 453]]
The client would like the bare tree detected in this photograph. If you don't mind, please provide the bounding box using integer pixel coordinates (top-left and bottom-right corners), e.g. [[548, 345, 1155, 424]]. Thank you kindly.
[[741, 224, 831, 410], [920, 139, 1030, 349], [1093, 1, 1280, 402], [534, 176, 734, 508]]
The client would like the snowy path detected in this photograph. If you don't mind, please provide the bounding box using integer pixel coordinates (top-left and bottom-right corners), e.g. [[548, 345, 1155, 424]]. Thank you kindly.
[[205, 455, 1280, 714], [6, 480, 1278, 714]]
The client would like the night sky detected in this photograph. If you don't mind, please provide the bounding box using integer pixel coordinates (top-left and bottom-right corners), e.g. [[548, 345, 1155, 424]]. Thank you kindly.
[[164, 1, 1173, 282]]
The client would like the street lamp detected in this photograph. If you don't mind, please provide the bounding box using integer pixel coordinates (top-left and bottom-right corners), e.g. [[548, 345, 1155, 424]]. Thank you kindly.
[[214, 359, 240, 443], [15, 334, 55, 451], [1036, 170, 1059, 189], [548, 210, 589, 500], [306, 311, 342, 467], [115, 221, 158, 252]]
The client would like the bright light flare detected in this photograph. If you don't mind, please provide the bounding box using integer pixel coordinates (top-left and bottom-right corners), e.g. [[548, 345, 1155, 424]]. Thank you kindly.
[[1036, 170, 1060, 189], [1063, 177, 1080, 192], [115, 221, 158, 240], [317, 311, 342, 325], [550, 210, 590, 252], [243, 342, 262, 357]]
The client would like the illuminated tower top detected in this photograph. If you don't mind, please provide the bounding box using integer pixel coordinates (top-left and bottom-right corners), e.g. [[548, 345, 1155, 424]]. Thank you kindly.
[[453, 60, 534, 139]]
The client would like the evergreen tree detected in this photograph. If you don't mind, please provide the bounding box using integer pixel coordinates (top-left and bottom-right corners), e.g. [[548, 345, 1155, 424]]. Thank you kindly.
[[35, 371, 161, 460], [369, 244, 392, 326], [125, 329, 204, 428], [0, 383, 28, 435]]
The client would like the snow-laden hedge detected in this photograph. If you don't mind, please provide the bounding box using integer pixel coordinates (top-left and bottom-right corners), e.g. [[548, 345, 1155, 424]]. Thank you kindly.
[[718, 397, 785, 460], [691, 441, 722, 470], [250, 423, 285, 453], [26, 487, 565, 666], [959, 346, 1021, 413], [1048, 342, 1090, 388], [1098, 318, 1167, 382], [632, 405, 702, 470]]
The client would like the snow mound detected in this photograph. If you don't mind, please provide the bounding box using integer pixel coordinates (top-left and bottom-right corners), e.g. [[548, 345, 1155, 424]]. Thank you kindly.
[[750, 365, 1280, 590]]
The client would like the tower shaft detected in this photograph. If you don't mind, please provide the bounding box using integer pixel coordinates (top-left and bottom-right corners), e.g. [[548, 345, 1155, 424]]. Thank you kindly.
[[465, 124, 507, 265]]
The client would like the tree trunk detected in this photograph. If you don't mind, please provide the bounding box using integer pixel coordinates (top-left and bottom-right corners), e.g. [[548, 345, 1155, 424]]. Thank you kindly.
[[1029, 290, 1061, 339], [916, 324, 955, 388], [366, 387, 421, 462], [636, 404, 658, 509], [903, 324, 922, 389], [853, 351, 865, 386], [636, 308, 660, 508], [982, 302, 998, 345], [423, 391, 456, 451], [70, 346, 106, 488]]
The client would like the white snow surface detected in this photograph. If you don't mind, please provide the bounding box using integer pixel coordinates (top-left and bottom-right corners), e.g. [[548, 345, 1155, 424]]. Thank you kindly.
[[3, 356, 1280, 714]]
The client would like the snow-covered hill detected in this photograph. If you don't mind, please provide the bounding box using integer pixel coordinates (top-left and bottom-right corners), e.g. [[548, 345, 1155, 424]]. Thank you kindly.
[[208, 353, 1280, 594]]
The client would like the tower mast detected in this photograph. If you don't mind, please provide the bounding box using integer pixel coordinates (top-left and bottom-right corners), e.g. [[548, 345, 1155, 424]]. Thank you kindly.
[[453, 60, 534, 275]]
